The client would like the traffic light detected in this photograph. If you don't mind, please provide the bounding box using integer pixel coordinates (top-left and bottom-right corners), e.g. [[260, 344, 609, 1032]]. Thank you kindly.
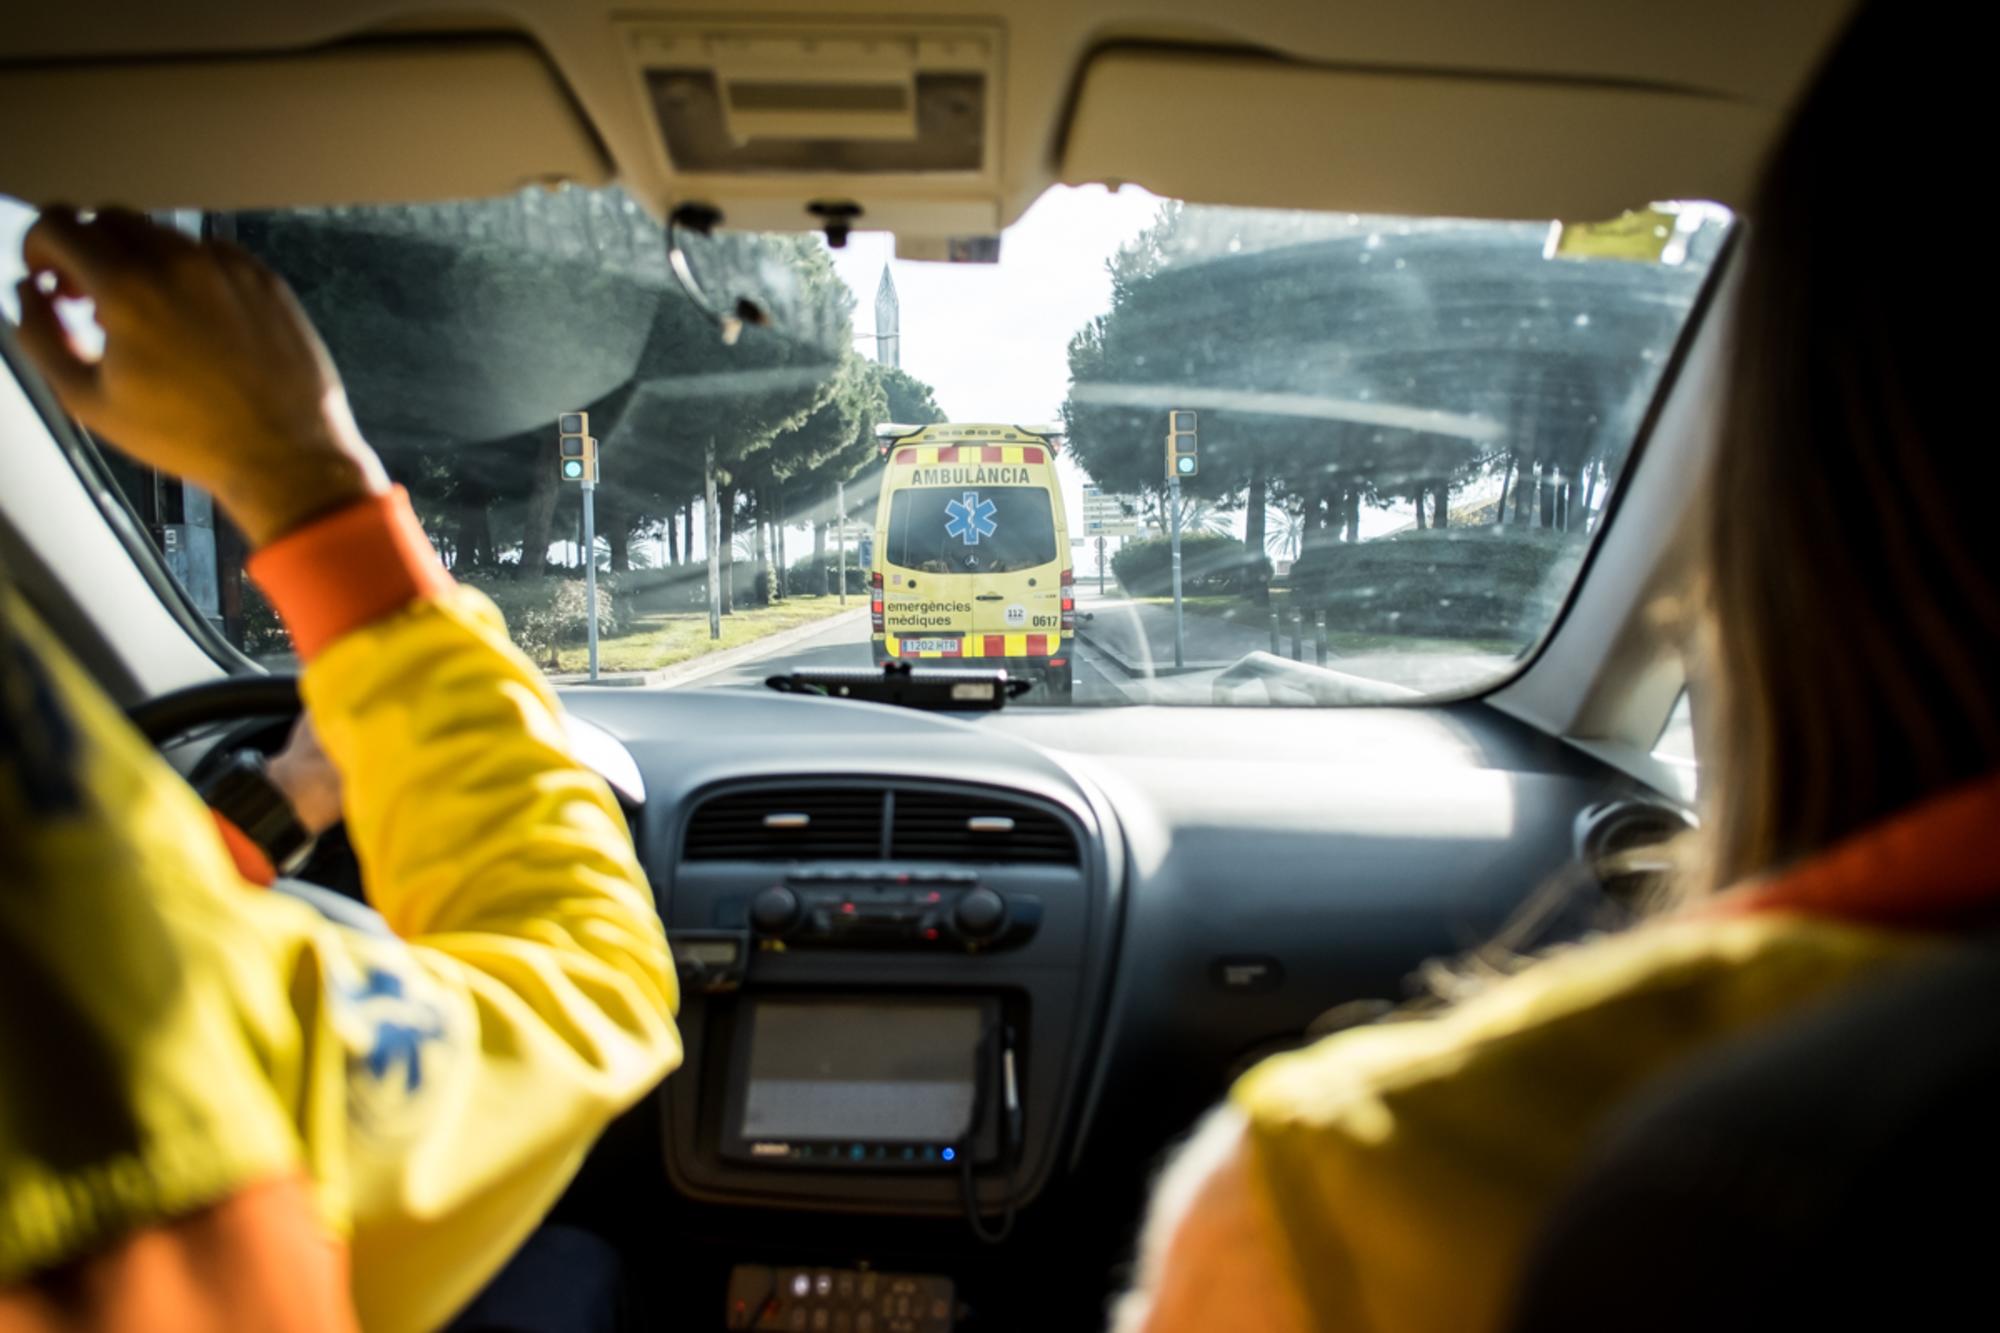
[[558, 412, 597, 483], [1166, 409, 1198, 478]]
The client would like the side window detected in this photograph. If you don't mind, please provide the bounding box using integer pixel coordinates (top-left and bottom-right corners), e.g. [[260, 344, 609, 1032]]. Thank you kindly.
[[1653, 690, 1696, 767], [3, 199, 283, 663]]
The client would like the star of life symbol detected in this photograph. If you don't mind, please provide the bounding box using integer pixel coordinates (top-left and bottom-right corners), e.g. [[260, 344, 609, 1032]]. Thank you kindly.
[[944, 491, 998, 546]]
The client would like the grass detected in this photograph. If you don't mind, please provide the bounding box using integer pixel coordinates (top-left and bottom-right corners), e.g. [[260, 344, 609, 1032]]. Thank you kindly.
[[1132, 592, 1517, 657], [551, 595, 858, 674]]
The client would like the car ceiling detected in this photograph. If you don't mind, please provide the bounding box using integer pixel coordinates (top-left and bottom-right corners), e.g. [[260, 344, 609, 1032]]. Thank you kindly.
[[0, 0, 1856, 234]]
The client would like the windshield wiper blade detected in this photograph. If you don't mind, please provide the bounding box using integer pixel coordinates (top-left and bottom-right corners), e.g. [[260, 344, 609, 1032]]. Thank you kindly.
[[764, 662, 1032, 711]]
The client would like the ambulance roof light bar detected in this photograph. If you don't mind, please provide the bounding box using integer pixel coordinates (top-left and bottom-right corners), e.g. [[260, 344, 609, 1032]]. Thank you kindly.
[[873, 421, 1065, 455]]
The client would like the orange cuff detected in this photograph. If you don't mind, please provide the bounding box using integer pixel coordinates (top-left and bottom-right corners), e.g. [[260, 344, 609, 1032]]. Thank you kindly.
[[211, 810, 278, 886], [0, 1173, 359, 1333], [246, 487, 453, 661]]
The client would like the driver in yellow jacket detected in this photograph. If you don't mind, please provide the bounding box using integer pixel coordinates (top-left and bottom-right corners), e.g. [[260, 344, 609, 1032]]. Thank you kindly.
[[1, 208, 680, 1332]]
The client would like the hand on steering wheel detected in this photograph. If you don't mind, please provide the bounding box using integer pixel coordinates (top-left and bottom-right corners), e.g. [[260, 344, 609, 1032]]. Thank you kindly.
[[127, 673, 363, 897], [267, 713, 342, 837]]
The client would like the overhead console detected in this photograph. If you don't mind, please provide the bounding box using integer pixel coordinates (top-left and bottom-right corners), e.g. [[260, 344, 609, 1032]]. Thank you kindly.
[[654, 776, 1120, 1220], [618, 15, 1007, 255]]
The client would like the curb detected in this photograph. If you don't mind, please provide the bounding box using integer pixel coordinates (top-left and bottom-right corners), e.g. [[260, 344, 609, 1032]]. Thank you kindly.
[[553, 606, 870, 689]]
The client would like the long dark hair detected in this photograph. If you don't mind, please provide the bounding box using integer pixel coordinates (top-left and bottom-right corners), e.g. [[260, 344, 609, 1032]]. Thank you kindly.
[[1700, 0, 2000, 891]]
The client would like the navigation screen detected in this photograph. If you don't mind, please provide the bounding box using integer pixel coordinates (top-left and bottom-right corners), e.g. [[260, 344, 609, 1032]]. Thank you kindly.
[[738, 1000, 982, 1144]]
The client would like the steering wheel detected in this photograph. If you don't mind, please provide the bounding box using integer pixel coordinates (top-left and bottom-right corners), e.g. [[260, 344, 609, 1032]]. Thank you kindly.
[[127, 673, 363, 896], [127, 672, 304, 746]]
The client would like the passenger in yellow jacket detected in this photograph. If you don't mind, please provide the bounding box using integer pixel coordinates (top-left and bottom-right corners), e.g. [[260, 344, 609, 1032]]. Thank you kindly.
[[1117, 5, 1997, 1330], [2, 207, 680, 1332]]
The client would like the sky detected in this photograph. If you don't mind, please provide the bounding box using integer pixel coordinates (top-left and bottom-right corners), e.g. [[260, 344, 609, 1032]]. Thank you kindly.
[[825, 184, 1160, 423], [823, 183, 1163, 560]]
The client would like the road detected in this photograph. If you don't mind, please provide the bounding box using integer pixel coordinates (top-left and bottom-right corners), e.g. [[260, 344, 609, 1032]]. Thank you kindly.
[[670, 609, 1134, 704], [657, 582, 1511, 706]]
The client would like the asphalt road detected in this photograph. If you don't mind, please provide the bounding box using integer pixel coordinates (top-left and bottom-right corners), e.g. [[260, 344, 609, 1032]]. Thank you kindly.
[[669, 610, 1132, 705]]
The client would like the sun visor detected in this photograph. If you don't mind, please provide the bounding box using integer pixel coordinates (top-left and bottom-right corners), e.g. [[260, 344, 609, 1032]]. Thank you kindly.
[[0, 39, 609, 212], [1059, 48, 1772, 221]]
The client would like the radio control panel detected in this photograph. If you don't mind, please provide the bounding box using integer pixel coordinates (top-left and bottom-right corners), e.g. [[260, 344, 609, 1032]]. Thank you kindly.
[[746, 873, 1040, 951], [660, 835, 1098, 1216]]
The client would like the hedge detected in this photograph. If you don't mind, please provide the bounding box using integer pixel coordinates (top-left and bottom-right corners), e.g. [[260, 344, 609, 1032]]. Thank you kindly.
[[787, 556, 871, 596], [1286, 528, 1580, 640], [240, 570, 628, 666], [459, 570, 624, 667], [1111, 533, 1271, 596]]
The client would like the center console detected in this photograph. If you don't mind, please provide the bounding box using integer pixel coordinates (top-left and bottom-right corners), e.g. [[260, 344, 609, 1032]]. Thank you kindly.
[[654, 777, 1120, 1223]]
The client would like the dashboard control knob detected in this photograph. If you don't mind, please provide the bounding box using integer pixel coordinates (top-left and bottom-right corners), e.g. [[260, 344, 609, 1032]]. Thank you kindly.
[[749, 886, 802, 935], [952, 887, 1007, 940]]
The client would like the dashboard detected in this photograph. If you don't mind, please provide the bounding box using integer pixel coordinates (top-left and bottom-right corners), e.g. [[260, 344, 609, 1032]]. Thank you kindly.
[[553, 686, 1668, 1329]]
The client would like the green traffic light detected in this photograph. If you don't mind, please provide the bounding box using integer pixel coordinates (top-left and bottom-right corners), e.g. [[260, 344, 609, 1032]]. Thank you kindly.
[[563, 459, 584, 479], [1177, 456, 1196, 474]]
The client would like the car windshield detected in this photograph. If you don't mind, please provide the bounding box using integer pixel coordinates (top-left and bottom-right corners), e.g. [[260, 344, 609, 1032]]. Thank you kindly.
[[1, 187, 1728, 705]]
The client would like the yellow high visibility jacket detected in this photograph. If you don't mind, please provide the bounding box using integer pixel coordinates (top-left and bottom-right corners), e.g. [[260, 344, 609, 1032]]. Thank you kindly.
[[1229, 913, 1925, 1332], [1, 494, 680, 1332], [1216, 767, 2000, 1333]]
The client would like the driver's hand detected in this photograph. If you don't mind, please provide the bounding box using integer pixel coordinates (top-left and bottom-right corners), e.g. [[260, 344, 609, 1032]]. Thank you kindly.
[[13, 206, 388, 546], [266, 713, 343, 837]]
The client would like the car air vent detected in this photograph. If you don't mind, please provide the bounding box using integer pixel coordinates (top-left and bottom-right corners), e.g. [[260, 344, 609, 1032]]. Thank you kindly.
[[1575, 799, 1695, 906], [683, 788, 886, 860], [891, 791, 1078, 864]]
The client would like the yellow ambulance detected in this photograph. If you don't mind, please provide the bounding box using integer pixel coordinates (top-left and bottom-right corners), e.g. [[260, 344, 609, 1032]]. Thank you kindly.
[[870, 422, 1075, 700]]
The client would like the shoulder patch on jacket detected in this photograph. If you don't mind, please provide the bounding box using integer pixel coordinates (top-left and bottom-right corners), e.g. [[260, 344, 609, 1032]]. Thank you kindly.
[[324, 938, 459, 1139]]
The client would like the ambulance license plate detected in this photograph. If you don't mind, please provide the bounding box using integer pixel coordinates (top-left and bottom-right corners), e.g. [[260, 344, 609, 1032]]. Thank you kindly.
[[899, 638, 961, 655]]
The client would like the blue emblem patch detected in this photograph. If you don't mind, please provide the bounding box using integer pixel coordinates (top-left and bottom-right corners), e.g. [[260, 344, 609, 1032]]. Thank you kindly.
[[332, 957, 451, 1136], [346, 966, 445, 1093]]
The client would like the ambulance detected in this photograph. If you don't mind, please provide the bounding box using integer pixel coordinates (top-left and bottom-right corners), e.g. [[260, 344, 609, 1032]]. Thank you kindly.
[[870, 422, 1076, 700]]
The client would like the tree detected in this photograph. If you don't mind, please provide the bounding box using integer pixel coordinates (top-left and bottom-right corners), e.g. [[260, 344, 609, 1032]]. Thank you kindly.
[[756, 354, 891, 592], [1174, 498, 1237, 537], [588, 232, 857, 610], [236, 188, 864, 607], [877, 364, 947, 427], [1062, 201, 1719, 574], [1265, 502, 1308, 561], [233, 188, 666, 567]]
